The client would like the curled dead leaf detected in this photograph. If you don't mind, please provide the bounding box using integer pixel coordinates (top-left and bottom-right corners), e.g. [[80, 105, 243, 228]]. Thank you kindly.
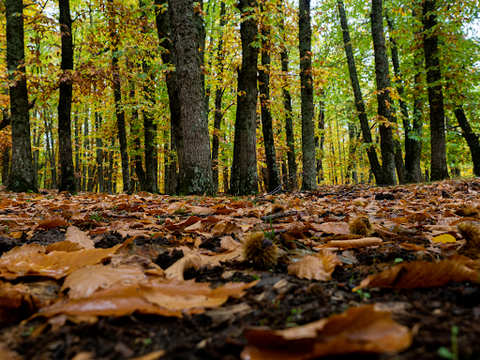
[[37, 216, 68, 230], [65, 226, 95, 249], [288, 248, 342, 281], [241, 305, 412, 360]]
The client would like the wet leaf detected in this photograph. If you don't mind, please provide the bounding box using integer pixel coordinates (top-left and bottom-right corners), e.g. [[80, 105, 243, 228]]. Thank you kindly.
[[241, 305, 412, 359]]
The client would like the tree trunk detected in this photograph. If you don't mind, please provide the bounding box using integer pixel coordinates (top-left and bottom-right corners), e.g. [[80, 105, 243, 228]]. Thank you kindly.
[[299, 0, 316, 191], [212, 1, 226, 194], [155, 0, 181, 194], [95, 111, 104, 193], [2, 148, 10, 186], [337, 0, 383, 184], [83, 114, 89, 191], [129, 83, 146, 191], [422, 0, 448, 181], [58, 0, 76, 193], [6, 0, 37, 192], [454, 106, 480, 176], [258, 8, 280, 193], [44, 113, 57, 189], [371, 0, 398, 185], [280, 2, 296, 190], [230, 0, 259, 195], [108, 0, 131, 194], [75, 113, 81, 190], [168, 0, 214, 195], [316, 97, 325, 183]]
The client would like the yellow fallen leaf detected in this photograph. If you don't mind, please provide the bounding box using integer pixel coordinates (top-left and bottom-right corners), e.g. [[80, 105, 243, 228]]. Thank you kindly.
[[432, 234, 457, 243]]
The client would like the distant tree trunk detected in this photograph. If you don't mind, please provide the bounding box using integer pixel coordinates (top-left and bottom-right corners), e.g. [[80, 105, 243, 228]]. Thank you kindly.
[[422, 0, 448, 181], [155, 0, 181, 194], [44, 113, 57, 189], [82, 114, 89, 191], [299, 0, 316, 191], [108, 0, 131, 194], [337, 0, 383, 184], [95, 111, 104, 192], [74, 113, 81, 190], [129, 83, 146, 191], [6, 0, 36, 192], [164, 129, 170, 193], [230, 0, 259, 195], [454, 106, 480, 176], [258, 8, 280, 193], [2, 148, 10, 186], [168, 0, 214, 195], [316, 97, 325, 183], [107, 137, 115, 193], [58, 0, 76, 193], [32, 112, 40, 189], [371, 0, 397, 185], [212, 1, 226, 194], [280, 2, 296, 190]]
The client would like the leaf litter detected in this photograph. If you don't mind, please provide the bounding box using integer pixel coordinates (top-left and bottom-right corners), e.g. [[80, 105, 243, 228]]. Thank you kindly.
[[0, 180, 480, 359]]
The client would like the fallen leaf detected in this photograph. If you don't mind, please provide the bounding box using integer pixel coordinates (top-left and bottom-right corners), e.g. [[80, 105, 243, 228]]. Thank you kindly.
[[0, 343, 23, 360], [220, 236, 242, 250], [309, 222, 350, 235], [432, 234, 457, 244], [398, 243, 426, 251], [127, 350, 166, 360], [241, 305, 412, 359], [65, 226, 95, 249], [326, 237, 383, 248], [164, 253, 203, 280], [37, 216, 68, 229], [0, 282, 41, 322], [354, 260, 480, 291], [70, 352, 94, 360], [288, 248, 342, 281], [45, 241, 83, 253]]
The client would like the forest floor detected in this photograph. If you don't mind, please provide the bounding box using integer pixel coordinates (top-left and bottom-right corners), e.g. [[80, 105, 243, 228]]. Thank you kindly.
[[1, 179, 480, 360]]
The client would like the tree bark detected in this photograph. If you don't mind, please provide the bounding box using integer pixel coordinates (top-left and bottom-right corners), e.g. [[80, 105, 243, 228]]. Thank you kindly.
[[454, 106, 480, 176], [422, 0, 448, 181], [168, 0, 214, 195], [155, 0, 182, 194], [316, 97, 325, 183], [371, 0, 397, 185], [258, 8, 280, 193], [57, 0, 76, 193], [2, 148, 10, 186], [299, 0, 316, 191], [6, 0, 37, 192], [230, 0, 259, 195], [337, 0, 383, 185], [108, 0, 131, 194], [95, 111, 104, 192]]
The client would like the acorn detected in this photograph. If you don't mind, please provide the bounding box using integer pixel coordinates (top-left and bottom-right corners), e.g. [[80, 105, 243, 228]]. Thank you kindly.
[[349, 216, 373, 237], [243, 232, 279, 270], [457, 221, 480, 257]]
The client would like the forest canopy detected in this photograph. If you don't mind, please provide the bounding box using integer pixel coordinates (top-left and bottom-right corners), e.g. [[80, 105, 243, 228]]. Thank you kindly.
[[1, 0, 479, 195]]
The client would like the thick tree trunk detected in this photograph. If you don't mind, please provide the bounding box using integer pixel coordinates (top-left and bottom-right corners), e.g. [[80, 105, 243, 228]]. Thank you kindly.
[[280, 4, 297, 190], [58, 0, 76, 193], [371, 0, 398, 185], [95, 111, 104, 193], [422, 0, 448, 181], [2, 148, 10, 186], [337, 0, 383, 185], [212, 1, 226, 194], [6, 0, 37, 192], [454, 106, 480, 176], [168, 0, 214, 195], [230, 0, 259, 195], [155, 0, 181, 194], [299, 0, 316, 191], [258, 10, 280, 193], [108, 0, 131, 194]]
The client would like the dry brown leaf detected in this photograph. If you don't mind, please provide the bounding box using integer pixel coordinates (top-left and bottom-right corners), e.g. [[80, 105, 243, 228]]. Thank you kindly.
[[201, 247, 244, 266], [0, 282, 41, 322], [65, 226, 95, 249], [241, 305, 412, 360], [62, 264, 147, 299], [0, 243, 123, 279], [288, 248, 342, 281], [220, 236, 242, 250], [46, 241, 83, 253], [327, 237, 383, 248], [211, 221, 244, 240], [127, 350, 166, 360], [398, 243, 426, 251], [70, 352, 94, 360], [37, 216, 68, 229], [164, 253, 203, 280], [354, 260, 480, 291], [0, 343, 23, 360], [309, 222, 350, 235]]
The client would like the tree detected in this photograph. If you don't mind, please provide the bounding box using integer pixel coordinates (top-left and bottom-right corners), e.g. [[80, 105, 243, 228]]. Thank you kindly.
[[168, 0, 214, 195], [58, 0, 77, 193], [299, 0, 316, 191], [370, 0, 397, 185], [258, 4, 281, 193], [454, 106, 480, 176], [6, 0, 37, 192], [422, 0, 448, 181], [230, 0, 259, 195]]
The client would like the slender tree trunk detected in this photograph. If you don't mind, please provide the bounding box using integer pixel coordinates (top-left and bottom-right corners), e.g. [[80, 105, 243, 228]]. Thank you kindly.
[[454, 106, 480, 176], [168, 0, 214, 195], [280, 3, 296, 190], [337, 0, 383, 184], [422, 0, 448, 180], [230, 0, 259, 195], [155, 0, 181, 194], [6, 0, 36, 192], [371, 0, 397, 185], [83, 113, 89, 191], [58, 0, 76, 193], [108, 0, 131, 193], [95, 111, 104, 192], [164, 129, 170, 194], [212, 1, 226, 194], [316, 97, 325, 183], [299, 0, 316, 191], [258, 8, 280, 192], [107, 137, 115, 193], [74, 113, 81, 189], [44, 113, 57, 189]]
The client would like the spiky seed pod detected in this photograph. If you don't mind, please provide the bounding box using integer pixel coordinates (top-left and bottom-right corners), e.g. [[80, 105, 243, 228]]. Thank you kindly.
[[457, 222, 480, 258], [243, 232, 278, 270], [349, 216, 373, 237]]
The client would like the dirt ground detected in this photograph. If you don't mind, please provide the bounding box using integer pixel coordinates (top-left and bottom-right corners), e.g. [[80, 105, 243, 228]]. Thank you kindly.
[[1, 180, 480, 360]]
